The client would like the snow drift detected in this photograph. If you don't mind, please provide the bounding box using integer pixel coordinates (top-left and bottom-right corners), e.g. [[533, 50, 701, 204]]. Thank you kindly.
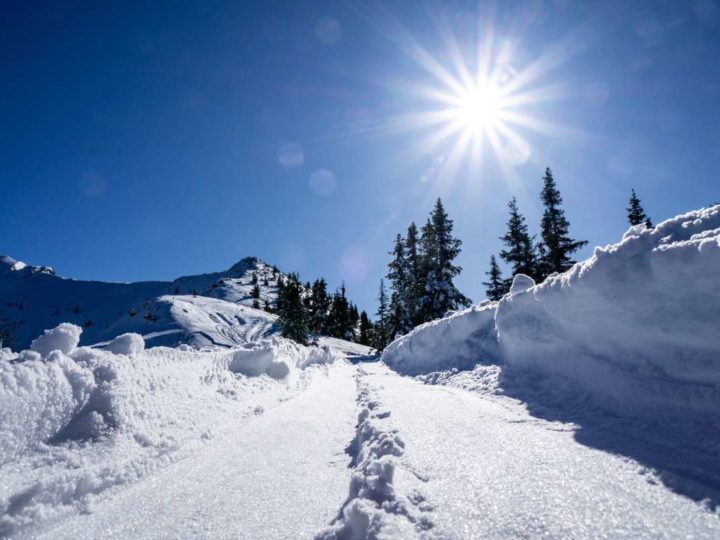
[[383, 204, 720, 420], [0, 324, 340, 535]]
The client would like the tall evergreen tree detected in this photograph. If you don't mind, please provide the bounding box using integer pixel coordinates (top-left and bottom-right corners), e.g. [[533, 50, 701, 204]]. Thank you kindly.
[[627, 188, 652, 228], [500, 197, 538, 284], [250, 284, 260, 299], [328, 283, 354, 340], [387, 233, 413, 337], [373, 279, 390, 351], [404, 222, 424, 325], [537, 168, 588, 279], [358, 311, 373, 346], [309, 278, 330, 334], [422, 199, 470, 320], [277, 279, 308, 345], [483, 255, 506, 301]]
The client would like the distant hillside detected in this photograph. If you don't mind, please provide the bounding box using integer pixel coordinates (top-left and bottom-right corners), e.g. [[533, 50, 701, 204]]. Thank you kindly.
[[0, 255, 286, 349]]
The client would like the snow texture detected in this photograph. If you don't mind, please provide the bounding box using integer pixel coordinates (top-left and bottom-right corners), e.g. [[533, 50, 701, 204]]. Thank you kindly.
[[384, 204, 720, 420], [0, 325, 343, 536]]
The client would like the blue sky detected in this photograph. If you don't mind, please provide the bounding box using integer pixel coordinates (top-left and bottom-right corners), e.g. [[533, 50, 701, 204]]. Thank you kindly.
[[1, 0, 719, 314]]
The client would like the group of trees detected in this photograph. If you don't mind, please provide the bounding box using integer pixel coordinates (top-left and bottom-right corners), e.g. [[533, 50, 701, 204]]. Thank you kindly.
[[373, 198, 471, 351], [275, 274, 370, 346], [484, 168, 588, 300]]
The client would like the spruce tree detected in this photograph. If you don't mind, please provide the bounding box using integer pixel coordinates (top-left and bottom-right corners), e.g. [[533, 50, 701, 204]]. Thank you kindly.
[[328, 283, 354, 340], [373, 280, 390, 351], [483, 255, 506, 301], [277, 279, 308, 345], [537, 168, 588, 279], [500, 197, 538, 284], [250, 284, 260, 299], [358, 311, 373, 346], [627, 189, 652, 227], [309, 278, 330, 334], [387, 233, 413, 338], [404, 222, 424, 326], [423, 198, 470, 320]]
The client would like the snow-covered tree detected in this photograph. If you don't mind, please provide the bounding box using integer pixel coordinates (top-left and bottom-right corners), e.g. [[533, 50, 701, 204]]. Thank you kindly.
[[537, 168, 587, 279], [627, 188, 652, 228], [483, 255, 506, 301], [500, 197, 538, 284]]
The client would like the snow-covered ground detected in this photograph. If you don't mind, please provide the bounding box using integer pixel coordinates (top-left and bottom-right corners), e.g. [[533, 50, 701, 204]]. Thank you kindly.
[[2, 205, 720, 538]]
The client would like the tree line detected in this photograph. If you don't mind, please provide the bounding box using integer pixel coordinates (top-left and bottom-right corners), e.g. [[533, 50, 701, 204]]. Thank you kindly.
[[276, 167, 654, 351]]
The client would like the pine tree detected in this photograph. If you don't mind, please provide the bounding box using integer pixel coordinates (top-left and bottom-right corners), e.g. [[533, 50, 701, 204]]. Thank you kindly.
[[627, 189, 652, 227], [358, 311, 373, 346], [387, 233, 413, 338], [483, 255, 506, 301], [309, 278, 330, 334], [537, 168, 588, 279], [422, 198, 470, 320], [250, 284, 260, 299], [404, 222, 424, 326], [277, 279, 308, 345], [328, 283, 354, 340], [500, 197, 538, 284], [250, 272, 258, 285], [372, 280, 390, 351]]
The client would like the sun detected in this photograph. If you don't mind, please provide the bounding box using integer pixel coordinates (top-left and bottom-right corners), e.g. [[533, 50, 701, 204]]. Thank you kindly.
[[452, 84, 504, 134]]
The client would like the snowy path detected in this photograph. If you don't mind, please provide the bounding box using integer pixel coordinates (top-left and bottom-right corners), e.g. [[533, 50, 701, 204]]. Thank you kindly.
[[26, 362, 359, 540], [345, 363, 720, 539]]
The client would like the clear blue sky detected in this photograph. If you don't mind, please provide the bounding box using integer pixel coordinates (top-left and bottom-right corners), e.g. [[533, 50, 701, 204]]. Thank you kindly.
[[2, 1, 719, 314]]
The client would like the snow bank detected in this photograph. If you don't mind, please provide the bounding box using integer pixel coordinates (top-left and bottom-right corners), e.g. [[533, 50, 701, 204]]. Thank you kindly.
[[382, 204, 720, 420], [497, 204, 720, 419], [382, 301, 499, 376], [106, 333, 145, 355], [29, 323, 82, 357], [0, 325, 340, 535]]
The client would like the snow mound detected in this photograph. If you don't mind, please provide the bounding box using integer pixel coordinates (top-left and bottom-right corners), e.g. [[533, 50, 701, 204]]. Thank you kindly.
[[30, 323, 82, 357], [382, 204, 720, 420], [106, 333, 145, 356], [0, 325, 341, 535], [382, 301, 499, 376], [498, 204, 720, 419]]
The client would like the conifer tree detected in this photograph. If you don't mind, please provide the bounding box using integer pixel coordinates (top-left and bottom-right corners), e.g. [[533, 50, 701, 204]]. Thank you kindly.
[[500, 197, 538, 284], [358, 311, 373, 346], [277, 279, 308, 345], [627, 189, 652, 228], [483, 255, 506, 301], [373, 280, 390, 351], [537, 168, 588, 279], [387, 233, 413, 337], [308, 278, 330, 334], [328, 283, 354, 340], [404, 222, 424, 325], [422, 198, 470, 320], [250, 284, 260, 299]]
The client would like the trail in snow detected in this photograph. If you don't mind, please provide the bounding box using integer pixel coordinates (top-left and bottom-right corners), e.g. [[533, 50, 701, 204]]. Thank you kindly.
[[347, 363, 720, 539], [24, 361, 359, 540]]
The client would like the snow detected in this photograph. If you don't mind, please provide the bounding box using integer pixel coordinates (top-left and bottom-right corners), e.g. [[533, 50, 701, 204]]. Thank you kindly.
[[29, 323, 83, 357], [384, 204, 720, 420], [105, 333, 145, 356], [0, 325, 344, 537]]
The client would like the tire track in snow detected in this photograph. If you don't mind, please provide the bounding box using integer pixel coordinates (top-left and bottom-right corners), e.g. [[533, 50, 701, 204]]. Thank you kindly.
[[316, 365, 436, 539]]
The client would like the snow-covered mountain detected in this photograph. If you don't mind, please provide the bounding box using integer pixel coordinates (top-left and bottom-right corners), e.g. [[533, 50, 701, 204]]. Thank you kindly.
[[0, 255, 286, 349]]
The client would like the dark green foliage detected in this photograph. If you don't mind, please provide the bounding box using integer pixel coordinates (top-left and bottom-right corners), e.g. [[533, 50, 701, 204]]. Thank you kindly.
[[387, 233, 413, 338], [372, 279, 391, 351], [627, 188, 652, 228], [537, 168, 588, 279], [277, 279, 308, 345], [250, 272, 258, 285], [250, 284, 260, 299], [404, 222, 424, 325], [358, 311, 373, 346], [500, 197, 538, 284], [308, 278, 331, 334], [327, 283, 355, 340], [252, 299, 260, 309], [483, 255, 506, 301]]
